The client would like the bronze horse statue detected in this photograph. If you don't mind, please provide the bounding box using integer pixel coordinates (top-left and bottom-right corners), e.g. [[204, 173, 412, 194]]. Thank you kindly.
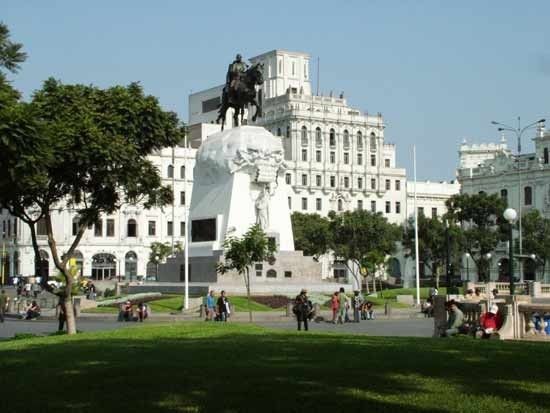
[[217, 63, 264, 130]]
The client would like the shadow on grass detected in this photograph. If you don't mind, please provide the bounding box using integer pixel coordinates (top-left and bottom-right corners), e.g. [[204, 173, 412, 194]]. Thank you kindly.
[[0, 323, 549, 412]]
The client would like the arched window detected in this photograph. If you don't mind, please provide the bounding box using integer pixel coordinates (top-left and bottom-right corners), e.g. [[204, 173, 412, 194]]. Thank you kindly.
[[180, 165, 186, 179], [277, 127, 282, 137], [343, 130, 350, 150], [338, 199, 343, 211], [500, 189, 508, 204], [524, 186, 533, 205], [370, 132, 377, 151], [125, 251, 138, 280], [544, 147, 549, 164], [315, 127, 322, 147], [127, 219, 137, 237], [301, 126, 308, 146], [167, 165, 174, 178], [329, 129, 336, 147], [266, 269, 277, 278], [357, 131, 363, 151]]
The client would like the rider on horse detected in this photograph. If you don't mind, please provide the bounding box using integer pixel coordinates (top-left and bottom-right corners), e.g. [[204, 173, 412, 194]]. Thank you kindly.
[[225, 54, 248, 95]]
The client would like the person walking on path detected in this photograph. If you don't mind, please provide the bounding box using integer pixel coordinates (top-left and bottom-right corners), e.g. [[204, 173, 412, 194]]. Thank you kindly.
[[330, 291, 339, 324], [294, 289, 312, 331], [206, 290, 216, 321], [217, 290, 229, 322], [352, 291, 363, 323], [337, 287, 347, 324], [0, 289, 8, 323]]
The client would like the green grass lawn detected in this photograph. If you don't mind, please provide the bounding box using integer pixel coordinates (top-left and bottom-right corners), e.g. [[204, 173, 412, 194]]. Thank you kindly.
[[1, 324, 549, 413]]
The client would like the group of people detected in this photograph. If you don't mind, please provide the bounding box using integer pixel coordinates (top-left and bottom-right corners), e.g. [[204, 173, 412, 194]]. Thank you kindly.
[[330, 288, 375, 325], [443, 300, 502, 339], [15, 280, 41, 298], [205, 290, 231, 322], [120, 300, 149, 322]]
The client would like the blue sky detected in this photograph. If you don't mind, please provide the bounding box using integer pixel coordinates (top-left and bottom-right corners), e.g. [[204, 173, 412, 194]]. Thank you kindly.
[[4, 1, 550, 180]]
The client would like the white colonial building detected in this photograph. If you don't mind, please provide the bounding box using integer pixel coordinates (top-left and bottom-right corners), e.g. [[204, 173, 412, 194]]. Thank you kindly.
[[456, 126, 550, 282], [0, 146, 196, 281]]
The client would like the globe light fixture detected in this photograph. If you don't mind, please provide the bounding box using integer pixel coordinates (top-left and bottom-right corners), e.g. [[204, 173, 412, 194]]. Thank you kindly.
[[503, 208, 517, 294]]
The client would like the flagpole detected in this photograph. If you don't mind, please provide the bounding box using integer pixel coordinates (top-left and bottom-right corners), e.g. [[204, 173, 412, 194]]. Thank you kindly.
[[184, 135, 189, 310], [413, 145, 420, 305]]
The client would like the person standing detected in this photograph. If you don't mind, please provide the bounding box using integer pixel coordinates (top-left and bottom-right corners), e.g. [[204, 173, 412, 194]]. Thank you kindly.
[[352, 291, 363, 323], [57, 297, 66, 331], [337, 287, 347, 324], [137, 302, 148, 322], [206, 290, 216, 321], [294, 289, 311, 331], [217, 290, 229, 322], [330, 291, 339, 324], [0, 289, 8, 323]]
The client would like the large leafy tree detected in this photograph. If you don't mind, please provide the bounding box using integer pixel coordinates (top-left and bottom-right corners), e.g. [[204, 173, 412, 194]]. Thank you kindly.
[[216, 225, 276, 322], [0, 22, 26, 74], [445, 193, 506, 282], [328, 210, 401, 293], [290, 212, 330, 259], [0, 78, 184, 334], [522, 210, 550, 280]]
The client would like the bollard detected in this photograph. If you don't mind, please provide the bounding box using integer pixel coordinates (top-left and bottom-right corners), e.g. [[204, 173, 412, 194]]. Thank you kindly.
[[7, 298, 15, 313], [199, 304, 206, 319], [313, 303, 320, 316], [384, 301, 392, 318], [286, 302, 293, 317], [73, 297, 81, 318]]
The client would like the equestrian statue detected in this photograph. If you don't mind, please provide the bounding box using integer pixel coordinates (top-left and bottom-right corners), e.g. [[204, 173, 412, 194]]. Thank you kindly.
[[217, 53, 264, 130]]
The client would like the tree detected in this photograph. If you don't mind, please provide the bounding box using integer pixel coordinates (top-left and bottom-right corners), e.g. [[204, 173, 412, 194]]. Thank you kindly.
[[216, 225, 276, 322], [0, 79, 184, 334], [328, 210, 401, 293], [522, 210, 550, 280], [290, 212, 330, 258], [403, 214, 463, 287], [149, 241, 183, 265], [445, 193, 506, 282], [0, 22, 27, 74]]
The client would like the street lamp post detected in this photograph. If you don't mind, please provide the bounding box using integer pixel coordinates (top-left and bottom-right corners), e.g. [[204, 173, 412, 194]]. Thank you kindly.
[[465, 253, 470, 281], [445, 219, 451, 289], [155, 255, 160, 281], [491, 117, 545, 282], [485, 253, 492, 281], [503, 208, 518, 295]]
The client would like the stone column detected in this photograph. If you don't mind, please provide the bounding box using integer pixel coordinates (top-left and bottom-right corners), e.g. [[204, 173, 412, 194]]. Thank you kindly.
[[530, 281, 541, 298]]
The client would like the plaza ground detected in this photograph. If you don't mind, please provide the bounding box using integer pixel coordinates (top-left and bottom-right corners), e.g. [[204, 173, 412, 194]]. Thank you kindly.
[[1, 323, 549, 412]]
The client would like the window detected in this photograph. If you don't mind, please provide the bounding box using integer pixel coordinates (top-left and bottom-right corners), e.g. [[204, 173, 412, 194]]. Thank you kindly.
[[524, 186, 533, 205], [37, 218, 47, 236], [180, 221, 186, 236], [544, 147, 549, 164], [344, 152, 349, 164], [285, 173, 291, 184], [167, 164, 174, 178], [418, 207, 425, 216], [357, 154, 363, 165], [301, 197, 308, 210], [301, 149, 307, 161], [385, 159, 390, 168], [371, 155, 376, 166], [316, 150, 322, 162], [344, 177, 349, 188], [180, 191, 186, 205], [371, 179, 376, 190], [396, 202, 401, 214], [343, 130, 350, 149], [385, 179, 391, 190], [72, 218, 79, 236], [500, 189, 508, 203], [95, 220, 103, 237], [357, 200, 363, 210], [148, 220, 156, 236], [106, 219, 115, 237], [292, 61, 295, 76], [167, 221, 173, 236], [371, 201, 376, 212], [358, 177, 363, 189], [432, 208, 437, 218], [301, 174, 307, 186], [278, 60, 282, 74], [288, 197, 292, 209], [180, 165, 186, 179], [395, 180, 401, 191], [284, 271, 292, 278], [316, 198, 322, 211], [330, 176, 336, 187], [316, 175, 322, 186], [191, 218, 216, 242], [255, 263, 263, 277], [286, 126, 290, 138], [357, 131, 363, 151], [315, 127, 322, 146], [277, 127, 282, 137], [329, 129, 336, 147], [370, 132, 377, 150], [385, 201, 391, 213], [266, 269, 277, 278], [338, 199, 343, 211], [202, 97, 221, 113], [330, 152, 335, 163], [127, 219, 137, 237], [301, 126, 308, 146]]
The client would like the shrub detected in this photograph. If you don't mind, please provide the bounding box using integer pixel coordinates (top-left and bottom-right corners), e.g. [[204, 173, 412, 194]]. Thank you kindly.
[[251, 296, 290, 309]]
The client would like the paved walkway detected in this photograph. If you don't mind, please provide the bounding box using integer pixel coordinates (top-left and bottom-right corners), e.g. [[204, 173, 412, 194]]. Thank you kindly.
[[0, 319, 136, 339]]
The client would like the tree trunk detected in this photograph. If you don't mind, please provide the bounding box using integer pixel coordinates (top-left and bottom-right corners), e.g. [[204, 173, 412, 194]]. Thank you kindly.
[[245, 267, 252, 322], [64, 295, 77, 335]]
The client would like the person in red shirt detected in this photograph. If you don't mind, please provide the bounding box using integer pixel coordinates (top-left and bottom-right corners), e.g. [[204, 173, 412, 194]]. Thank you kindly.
[[330, 292, 339, 324], [476, 304, 502, 339]]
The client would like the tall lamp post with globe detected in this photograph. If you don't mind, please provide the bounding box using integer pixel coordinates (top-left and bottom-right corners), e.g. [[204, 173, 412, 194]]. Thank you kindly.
[[503, 208, 518, 295]]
